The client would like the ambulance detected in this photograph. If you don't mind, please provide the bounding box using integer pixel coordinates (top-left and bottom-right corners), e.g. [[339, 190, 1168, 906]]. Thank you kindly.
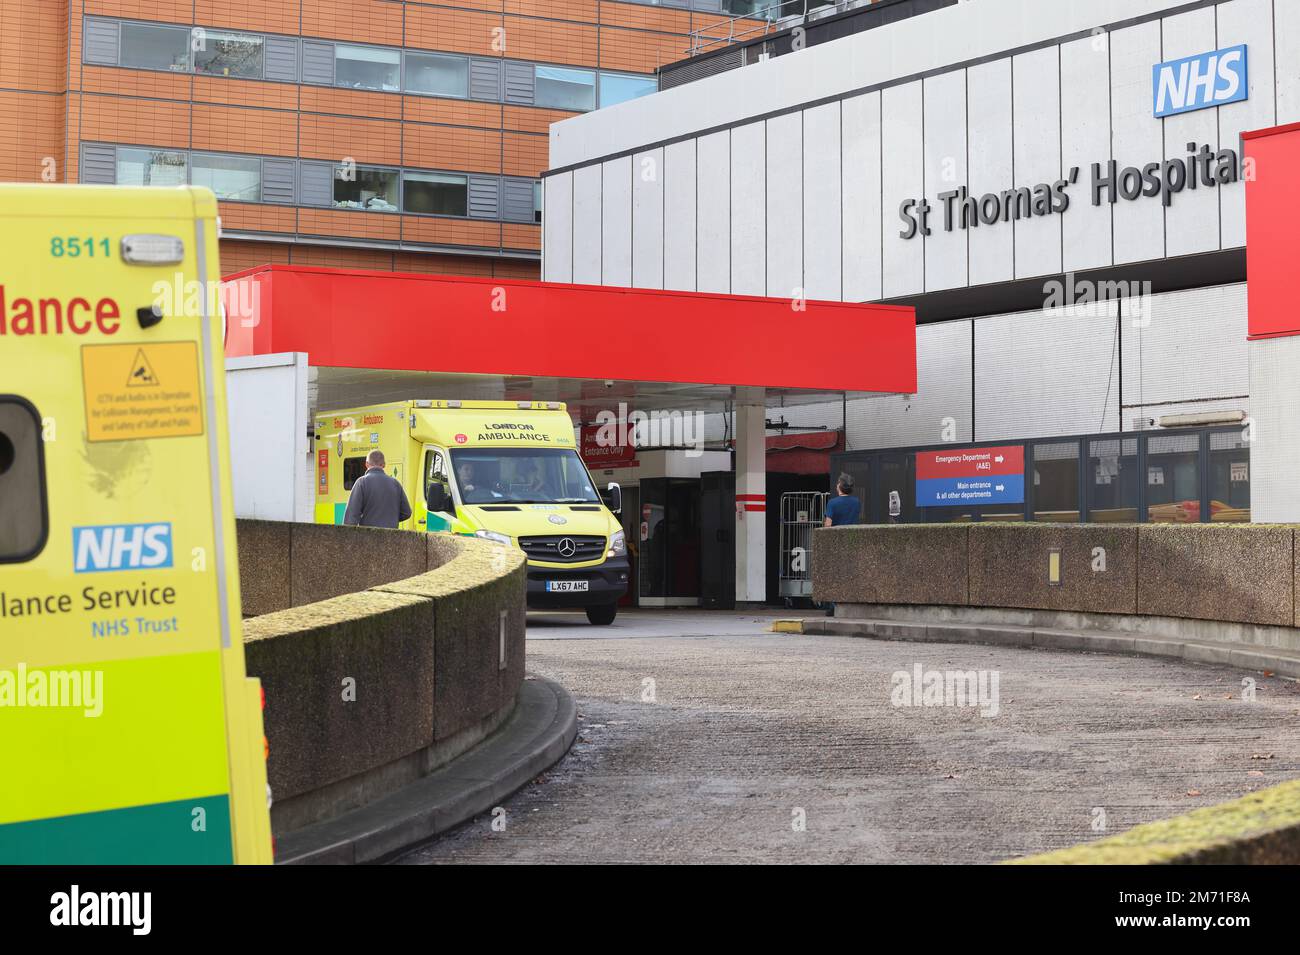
[[314, 400, 629, 624], [0, 185, 272, 862]]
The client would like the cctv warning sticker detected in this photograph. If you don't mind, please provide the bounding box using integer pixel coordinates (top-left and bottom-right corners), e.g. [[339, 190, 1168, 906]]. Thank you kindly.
[[81, 341, 204, 442]]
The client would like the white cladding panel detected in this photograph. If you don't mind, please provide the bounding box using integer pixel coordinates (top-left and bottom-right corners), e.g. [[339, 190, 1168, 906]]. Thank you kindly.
[[601, 157, 632, 286], [841, 92, 882, 302], [1217, 0, 1277, 247], [1161, 7, 1221, 258], [1109, 21, 1165, 265], [922, 69, 968, 292], [632, 148, 664, 290], [1011, 46, 1063, 279], [766, 112, 803, 298], [1059, 35, 1112, 272], [1120, 283, 1249, 409], [845, 320, 973, 450], [1247, 334, 1300, 522], [572, 163, 602, 284], [881, 81, 925, 298], [663, 139, 698, 292], [542, 171, 573, 283], [974, 306, 1121, 441], [696, 131, 731, 294], [730, 121, 766, 296], [803, 101, 842, 300], [1277, 0, 1300, 123], [966, 58, 1015, 286]]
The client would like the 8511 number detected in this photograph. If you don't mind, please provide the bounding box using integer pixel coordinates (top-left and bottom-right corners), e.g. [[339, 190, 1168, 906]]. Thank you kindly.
[[51, 237, 112, 258]]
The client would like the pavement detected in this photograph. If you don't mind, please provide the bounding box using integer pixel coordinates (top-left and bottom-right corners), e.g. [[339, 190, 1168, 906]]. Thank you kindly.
[[396, 609, 1300, 865]]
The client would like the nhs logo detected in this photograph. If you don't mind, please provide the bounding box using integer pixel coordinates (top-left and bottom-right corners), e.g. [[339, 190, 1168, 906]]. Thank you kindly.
[[1153, 45, 1248, 117], [73, 523, 173, 573]]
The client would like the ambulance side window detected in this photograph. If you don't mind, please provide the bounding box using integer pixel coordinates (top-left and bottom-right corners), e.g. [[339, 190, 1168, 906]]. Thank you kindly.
[[423, 449, 447, 501], [342, 457, 368, 490]]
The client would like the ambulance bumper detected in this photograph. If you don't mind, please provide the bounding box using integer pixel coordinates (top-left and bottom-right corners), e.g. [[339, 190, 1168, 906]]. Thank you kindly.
[[525, 557, 629, 607]]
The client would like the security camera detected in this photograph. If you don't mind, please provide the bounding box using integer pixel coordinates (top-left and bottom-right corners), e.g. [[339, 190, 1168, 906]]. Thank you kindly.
[[604, 380, 614, 389]]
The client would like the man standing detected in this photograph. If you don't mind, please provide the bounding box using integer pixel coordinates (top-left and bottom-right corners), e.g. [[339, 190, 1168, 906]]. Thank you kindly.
[[823, 473, 861, 527], [343, 450, 412, 529]]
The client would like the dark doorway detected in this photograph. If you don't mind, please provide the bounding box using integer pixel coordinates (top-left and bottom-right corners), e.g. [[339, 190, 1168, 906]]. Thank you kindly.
[[699, 470, 736, 609]]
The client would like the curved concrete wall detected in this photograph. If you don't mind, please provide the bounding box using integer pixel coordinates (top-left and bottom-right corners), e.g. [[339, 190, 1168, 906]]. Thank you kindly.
[[235, 520, 525, 834], [813, 524, 1300, 665]]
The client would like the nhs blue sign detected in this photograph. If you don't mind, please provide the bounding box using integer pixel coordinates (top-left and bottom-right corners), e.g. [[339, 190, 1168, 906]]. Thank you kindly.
[[73, 523, 173, 573], [1153, 45, 1248, 118]]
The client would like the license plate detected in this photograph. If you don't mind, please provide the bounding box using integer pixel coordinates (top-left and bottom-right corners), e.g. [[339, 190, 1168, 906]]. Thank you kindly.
[[545, 580, 588, 592]]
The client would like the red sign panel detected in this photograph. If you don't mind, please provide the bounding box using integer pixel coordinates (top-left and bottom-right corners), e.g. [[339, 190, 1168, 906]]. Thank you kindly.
[[915, 445, 1023, 480], [580, 425, 637, 468], [1244, 122, 1300, 340]]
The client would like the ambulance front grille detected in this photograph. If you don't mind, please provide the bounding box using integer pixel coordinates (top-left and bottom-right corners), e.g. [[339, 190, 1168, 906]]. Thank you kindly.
[[518, 535, 606, 562]]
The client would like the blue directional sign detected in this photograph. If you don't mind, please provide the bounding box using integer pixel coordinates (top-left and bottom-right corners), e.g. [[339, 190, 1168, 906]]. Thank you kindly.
[[915, 446, 1025, 507]]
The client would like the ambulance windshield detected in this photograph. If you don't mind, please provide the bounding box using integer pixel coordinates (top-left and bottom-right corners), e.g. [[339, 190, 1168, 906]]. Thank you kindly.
[[450, 447, 600, 505]]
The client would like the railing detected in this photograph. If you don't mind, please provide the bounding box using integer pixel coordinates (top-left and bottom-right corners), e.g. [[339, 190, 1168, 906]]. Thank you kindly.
[[686, 0, 870, 58]]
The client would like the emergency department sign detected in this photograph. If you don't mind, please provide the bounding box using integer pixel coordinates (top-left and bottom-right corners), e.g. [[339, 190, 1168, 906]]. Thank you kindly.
[[916, 446, 1025, 507]]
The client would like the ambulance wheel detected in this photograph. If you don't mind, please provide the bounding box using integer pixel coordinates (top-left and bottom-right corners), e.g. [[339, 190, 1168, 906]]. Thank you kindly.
[[586, 603, 618, 626]]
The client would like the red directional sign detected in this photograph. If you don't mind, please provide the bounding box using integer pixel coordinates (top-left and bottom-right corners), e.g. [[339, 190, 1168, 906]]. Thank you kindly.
[[915, 446, 1023, 480]]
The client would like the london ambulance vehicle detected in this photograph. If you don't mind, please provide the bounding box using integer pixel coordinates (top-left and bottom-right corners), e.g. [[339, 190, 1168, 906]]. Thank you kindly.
[[314, 400, 629, 624], [0, 184, 272, 862]]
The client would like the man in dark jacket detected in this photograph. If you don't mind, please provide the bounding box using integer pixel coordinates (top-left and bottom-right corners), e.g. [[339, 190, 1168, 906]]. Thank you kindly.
[[343, 450, 412, 529]]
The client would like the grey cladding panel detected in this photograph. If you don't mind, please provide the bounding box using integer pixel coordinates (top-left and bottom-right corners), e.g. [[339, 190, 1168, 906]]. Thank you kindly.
[[502, 178, 535, 222], [80, 144, 117, 185], [84, 18, 119, 66], [264, 37, 299, 83], [469, 59, 502, 101], [299, 161, 335, 207], [503, 62, 534, 105], [301, 40, 335, 86], [262, 158, 296, 204], [468, 175, 501, 219]]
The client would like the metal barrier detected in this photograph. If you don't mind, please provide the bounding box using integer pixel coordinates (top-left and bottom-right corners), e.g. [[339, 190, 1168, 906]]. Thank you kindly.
[[686, 1, 875, 58]]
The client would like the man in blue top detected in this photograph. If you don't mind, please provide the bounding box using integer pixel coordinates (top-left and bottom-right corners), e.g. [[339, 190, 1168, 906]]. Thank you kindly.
[[824, 473, 861, 527]]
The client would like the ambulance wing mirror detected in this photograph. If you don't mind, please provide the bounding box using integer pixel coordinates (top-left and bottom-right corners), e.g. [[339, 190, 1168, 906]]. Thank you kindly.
[[604, 482, 622, 515], [426, 482, 452, 513]]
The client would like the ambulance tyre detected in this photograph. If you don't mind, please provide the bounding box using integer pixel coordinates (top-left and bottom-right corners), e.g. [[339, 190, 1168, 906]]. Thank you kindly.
[[586, 602, 618, 626]]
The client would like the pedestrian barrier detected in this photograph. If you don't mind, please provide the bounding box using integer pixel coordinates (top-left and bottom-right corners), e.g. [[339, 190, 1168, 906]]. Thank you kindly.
[[234, 520, 526, 837]]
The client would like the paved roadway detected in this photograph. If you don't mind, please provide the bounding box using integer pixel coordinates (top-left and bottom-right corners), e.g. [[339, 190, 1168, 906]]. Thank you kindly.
[[397, 610, 1300, 864]]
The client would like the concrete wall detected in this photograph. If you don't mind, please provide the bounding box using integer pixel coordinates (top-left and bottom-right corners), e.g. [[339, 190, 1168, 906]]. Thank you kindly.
[[235, 520, 526, 833], [814, 523, 1298, 627]]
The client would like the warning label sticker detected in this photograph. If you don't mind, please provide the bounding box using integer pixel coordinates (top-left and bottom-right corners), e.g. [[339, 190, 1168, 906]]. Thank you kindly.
[[81, 341, 204, 442]]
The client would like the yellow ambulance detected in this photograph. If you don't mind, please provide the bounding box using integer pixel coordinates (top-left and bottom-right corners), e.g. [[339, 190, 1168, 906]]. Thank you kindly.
[[314, 400, 629, 624], [0, 184, 272, 862]]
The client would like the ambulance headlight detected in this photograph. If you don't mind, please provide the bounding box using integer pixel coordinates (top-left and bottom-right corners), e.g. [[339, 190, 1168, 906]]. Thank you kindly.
[[608, 530, 626, 557], [475, 530, 512, 547]]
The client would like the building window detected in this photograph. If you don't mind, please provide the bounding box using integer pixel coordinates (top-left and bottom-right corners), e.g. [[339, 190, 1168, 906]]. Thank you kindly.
[[334, 166, 399, 211], [403, 171, 468, 216], [192, 153, 261, 202], [193, 30, 264, 79], [1087, 437, 1137, 522], [335, 45, 400, 92], [119, 22, 191, 72], [405, 51, 468, 98], [1145, 433, 1201, 522], [599, 72, 657, 108], [1208, 430, 1250, 522], [116, 148, 188, 187], [1032, 441, 1080, 522], [534, 181, 542, 223], [535, 65, 596, 111]]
